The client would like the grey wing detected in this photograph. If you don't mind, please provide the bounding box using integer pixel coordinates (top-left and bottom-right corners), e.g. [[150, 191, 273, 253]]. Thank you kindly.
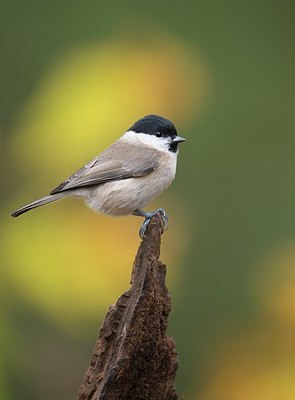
[[50, 141, 160, 194]]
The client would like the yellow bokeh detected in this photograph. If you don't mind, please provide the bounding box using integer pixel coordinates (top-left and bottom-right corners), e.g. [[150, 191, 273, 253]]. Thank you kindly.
[[10, 37, 207, 180], [190, 244, 295, 400], [198, 327, 295, 400], [252, 244, 295, 329]]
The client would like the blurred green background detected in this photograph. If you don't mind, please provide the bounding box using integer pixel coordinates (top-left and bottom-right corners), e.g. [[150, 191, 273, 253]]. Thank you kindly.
[[1, 1, 295, 399]]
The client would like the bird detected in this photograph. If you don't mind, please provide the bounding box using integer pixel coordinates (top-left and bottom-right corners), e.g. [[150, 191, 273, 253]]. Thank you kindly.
[[11, 114, 186, 238]]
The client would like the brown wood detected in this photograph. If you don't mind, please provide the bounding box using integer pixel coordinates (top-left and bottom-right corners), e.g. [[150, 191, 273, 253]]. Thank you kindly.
[[77, 213, 179, 400]]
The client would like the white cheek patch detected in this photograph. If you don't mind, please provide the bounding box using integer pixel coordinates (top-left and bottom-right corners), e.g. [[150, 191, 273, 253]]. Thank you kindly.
[[122, 130, 170, 152]]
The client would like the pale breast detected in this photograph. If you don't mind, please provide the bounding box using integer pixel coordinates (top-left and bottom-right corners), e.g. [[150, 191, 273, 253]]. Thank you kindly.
[[81, 151, 177, 216]]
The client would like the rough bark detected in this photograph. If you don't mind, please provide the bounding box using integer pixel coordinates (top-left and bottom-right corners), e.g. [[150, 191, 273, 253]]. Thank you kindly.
[[77, 213, 179, 400]]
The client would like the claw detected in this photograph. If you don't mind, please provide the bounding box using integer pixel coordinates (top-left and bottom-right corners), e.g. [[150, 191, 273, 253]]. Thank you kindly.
[[133, 208, 169, 239], [139, 217, 152, 239], [157, 208, 168, 232]]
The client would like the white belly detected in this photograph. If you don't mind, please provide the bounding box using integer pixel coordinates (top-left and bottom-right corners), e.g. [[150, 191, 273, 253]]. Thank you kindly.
[[79, 155, 177, 216]]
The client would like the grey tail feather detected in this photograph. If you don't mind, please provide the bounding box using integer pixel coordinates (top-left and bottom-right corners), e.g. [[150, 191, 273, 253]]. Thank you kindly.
[[11, 192, 73, 218]]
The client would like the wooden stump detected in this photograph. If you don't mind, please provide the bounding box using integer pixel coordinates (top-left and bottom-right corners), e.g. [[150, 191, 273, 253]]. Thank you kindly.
[[78, 214, 179, 400]]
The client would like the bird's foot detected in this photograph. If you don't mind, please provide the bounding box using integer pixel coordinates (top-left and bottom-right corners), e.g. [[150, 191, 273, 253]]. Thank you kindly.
[[133, 208, 168, 239]]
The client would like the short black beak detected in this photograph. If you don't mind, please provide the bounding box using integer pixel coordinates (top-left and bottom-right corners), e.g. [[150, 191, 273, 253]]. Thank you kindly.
[[172, 135, 186, 143]]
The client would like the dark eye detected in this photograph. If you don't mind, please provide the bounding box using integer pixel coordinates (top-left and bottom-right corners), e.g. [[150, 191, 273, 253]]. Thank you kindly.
[[156, 132, 162, 138]]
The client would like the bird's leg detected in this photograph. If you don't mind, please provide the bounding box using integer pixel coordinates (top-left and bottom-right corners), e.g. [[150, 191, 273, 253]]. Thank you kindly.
[[132, 208, 168, 239]]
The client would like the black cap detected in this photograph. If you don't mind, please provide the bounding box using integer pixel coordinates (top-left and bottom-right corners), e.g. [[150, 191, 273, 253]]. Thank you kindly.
[[129, 114, 177, 138]]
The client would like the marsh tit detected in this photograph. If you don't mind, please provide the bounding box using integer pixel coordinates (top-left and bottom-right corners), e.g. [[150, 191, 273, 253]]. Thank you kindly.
[[11, 114, 186, 238]]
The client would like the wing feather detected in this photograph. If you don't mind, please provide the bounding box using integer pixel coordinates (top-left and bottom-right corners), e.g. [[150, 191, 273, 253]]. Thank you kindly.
[[50, 140, 160, 194]]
